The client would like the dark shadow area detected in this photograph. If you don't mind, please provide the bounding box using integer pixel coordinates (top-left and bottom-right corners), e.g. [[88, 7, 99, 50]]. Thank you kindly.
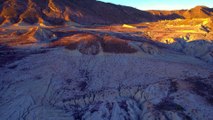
[[155, 13, 185, 20], [0, 45, 25, 67], [54, 31, 87, 38], [184, 76, 213, 105], [0, 44, 49, 67]]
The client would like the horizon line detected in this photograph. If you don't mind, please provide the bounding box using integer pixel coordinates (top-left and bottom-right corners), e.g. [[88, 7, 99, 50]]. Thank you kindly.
[[98, 0, 212, 11]]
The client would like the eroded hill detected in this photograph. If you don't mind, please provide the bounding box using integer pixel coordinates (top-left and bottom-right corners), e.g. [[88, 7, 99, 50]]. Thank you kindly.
[[0, 0, 156, 25], [0, 0, 212, 26]]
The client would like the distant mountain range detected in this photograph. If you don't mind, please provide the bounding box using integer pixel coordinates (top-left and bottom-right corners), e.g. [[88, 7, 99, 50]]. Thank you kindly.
[[149, 6, 213, 19], [0, 0, 212, 25]]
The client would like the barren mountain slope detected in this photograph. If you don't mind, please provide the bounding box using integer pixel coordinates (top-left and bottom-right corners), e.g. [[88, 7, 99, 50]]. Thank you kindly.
[[1, 1, 212, 26], [0, 0, 155, 25], [148, 6, 213, 20]]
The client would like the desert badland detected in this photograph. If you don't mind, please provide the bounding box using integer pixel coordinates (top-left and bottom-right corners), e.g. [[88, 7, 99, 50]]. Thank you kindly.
[[0, 0, 213, 120]]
